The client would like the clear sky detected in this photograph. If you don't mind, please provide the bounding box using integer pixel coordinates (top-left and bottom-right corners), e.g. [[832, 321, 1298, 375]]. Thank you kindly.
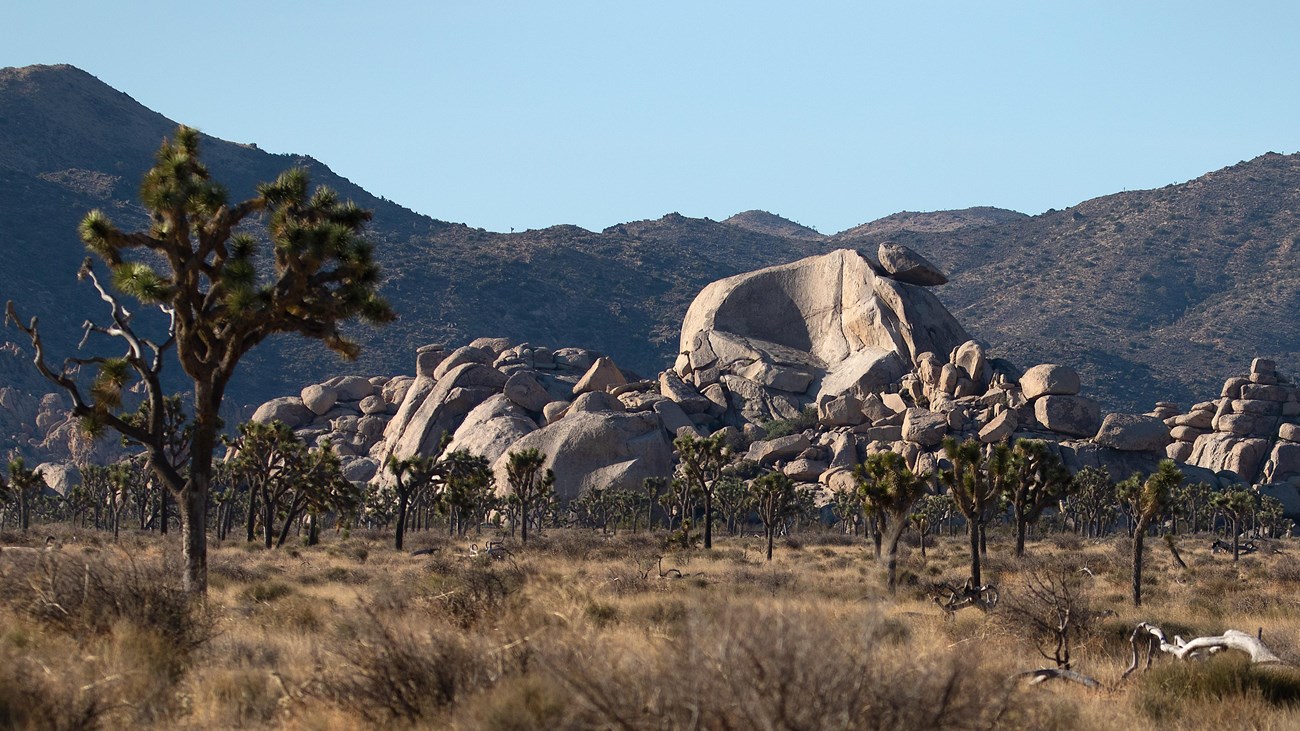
[[4, 1, 1297, 234]]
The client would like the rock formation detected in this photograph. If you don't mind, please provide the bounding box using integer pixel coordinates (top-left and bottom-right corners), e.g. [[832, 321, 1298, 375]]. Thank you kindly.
[[675, 248, 970, 424], [1157, 358, 1300, 515], [231, 244, 1241, 516]]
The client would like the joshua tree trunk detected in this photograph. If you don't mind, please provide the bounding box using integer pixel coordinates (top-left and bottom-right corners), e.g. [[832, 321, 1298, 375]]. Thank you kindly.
[[246, 483, 257, 543], [969, 520, 982, 587], [703, 491, 714, 549], [882, 515, 908, 594], [394, 492, 410, 551], [1015, 505, 1028, 556], [1132, 526, 1146, 606]]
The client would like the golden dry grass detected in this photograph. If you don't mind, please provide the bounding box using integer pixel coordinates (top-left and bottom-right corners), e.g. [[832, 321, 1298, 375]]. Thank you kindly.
[[2, 526, 1299, 729]]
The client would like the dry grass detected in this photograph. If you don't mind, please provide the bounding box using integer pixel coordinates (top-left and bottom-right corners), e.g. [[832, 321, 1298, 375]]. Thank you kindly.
[[1, 527, 1299, 729]]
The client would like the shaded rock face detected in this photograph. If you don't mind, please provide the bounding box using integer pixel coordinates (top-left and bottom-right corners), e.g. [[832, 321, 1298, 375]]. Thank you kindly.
[[1093, 413, 1171, 452], [676, 249, 970, 423]]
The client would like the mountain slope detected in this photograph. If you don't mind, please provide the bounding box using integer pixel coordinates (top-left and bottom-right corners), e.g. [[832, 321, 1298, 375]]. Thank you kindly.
[[2, 64, 1299, 416], [833, 155, 1300, 408], [0, 65, 827, 404]]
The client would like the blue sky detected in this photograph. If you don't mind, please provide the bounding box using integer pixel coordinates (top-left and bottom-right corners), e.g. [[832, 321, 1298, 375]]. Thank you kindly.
[[4, 1, 1297, 234]]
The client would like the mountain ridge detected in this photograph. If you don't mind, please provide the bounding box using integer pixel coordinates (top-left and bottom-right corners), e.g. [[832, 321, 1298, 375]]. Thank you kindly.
[[1, 63, 1297, 418]]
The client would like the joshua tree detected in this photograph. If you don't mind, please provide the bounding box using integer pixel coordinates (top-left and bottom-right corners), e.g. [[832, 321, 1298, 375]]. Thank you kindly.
[[751, 471, 798, 561], [5, 126, 392, 593], [1117, 460, 1181, 606], [386, 433, 449, 550], [227, 419, 353, 548], [857, 451, 932, 593], [910, 493, 953, 558], [505, 448, 554, 543], [1006, 440, 1072, 556], [673, 432, 729, 549], [6, 457, 48, 532], [939, 438, 1007, 587], [642, 476, 667, 530], [713, 475, 749, 536], [1174, 480, 1213, 535], [439, 449, 495, 537], [830, 484, 864, 536], [1210, 487, 1255, 561], [659, 476, 698, 534], [1063, 467, 1116, 537]]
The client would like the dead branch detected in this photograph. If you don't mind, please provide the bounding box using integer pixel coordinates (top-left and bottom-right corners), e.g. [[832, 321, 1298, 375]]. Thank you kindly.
[[1122, 622, 1286, 679], [1164, 535, 1188, 569], [1211, 539, 1258, 555], [1015, 668, 1102, 689], [932, 579, 999, 618]]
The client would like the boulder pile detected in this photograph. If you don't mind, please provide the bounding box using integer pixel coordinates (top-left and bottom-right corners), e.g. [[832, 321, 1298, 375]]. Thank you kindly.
[[1158, 358, 1300, 511], [234, 244, 1232, 511]]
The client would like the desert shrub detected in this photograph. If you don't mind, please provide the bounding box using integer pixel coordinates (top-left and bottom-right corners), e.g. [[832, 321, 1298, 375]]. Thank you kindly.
[[195, 667, 283, 728], [240, 580, 295, 603], [0, 647, 102, 730], [538, 603, 1054, 730], [1136, 655, 1300, 720], [316, 614, 497, 724], [797, 531, 858, 547], [432, 564, 527, 628], [727, 565, 798, 595], [0, 551, 209, 651], [760, 407, 817, 439], [461, 674, 570, 731]]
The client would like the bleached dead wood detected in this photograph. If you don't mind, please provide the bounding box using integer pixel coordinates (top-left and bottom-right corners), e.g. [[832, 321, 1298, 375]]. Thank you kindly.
[[1122, 622, 1286, 679], [1015, 668, 1102, 689]]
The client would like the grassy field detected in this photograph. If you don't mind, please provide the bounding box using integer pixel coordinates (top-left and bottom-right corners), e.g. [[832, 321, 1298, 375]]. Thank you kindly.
[[2, 526, 1300, 730]]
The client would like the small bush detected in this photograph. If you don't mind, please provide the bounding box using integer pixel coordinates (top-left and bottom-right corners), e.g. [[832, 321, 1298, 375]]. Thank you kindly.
[[0, 648, 101, 730], [1137, 655, 1300, 720], [317, 615, 495, 724], [760, 407, 817, 439], [240, 580, 295, 604]]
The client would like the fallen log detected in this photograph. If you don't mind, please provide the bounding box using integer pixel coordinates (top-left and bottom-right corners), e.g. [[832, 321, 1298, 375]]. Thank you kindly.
[[1015, 668, 1102, 689], [1122, 622, 1286, 679]]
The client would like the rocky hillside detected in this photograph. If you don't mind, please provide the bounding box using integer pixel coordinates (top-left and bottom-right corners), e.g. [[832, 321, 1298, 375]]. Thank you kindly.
[[0, 65, 825, 407], [2, 63, 1299, 422], [831, 156, 1300, 410]]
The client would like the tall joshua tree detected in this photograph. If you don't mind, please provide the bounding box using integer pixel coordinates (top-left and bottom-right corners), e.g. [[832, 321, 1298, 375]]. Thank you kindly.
[[1118, 460, 1181, 606], [1006, 439, 1072, 556], [673, 432, 729, 549], [505, 448, 555, 543], [6, 126, 393, 593], [939, 438, 1007, 587], [856, 451, 931, 593]]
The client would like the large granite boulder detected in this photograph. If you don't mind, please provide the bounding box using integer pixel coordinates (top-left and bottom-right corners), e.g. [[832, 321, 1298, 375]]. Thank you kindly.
[[902, 408, 948, 447], [251, 397, 315, 429], [1034, 395, 1100, 438], [504, 371, 554, 413], [1093, 413, 1172, 452], [446, 395, 539, 464], [330, 375, 375, 402], [301, 384, 339, 416], [1188, 434, 1271, 483], [377, 363, 507, 467], [491, 411, 672, 503], [677, 249, 969, 419], [1020, 365, 1081, 400], [877, 242, 948, 286], [573, 356, 627, 396]]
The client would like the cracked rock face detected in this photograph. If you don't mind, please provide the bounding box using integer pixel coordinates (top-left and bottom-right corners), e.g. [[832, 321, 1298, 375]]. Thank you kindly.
[[676, 249, 970, 423]]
